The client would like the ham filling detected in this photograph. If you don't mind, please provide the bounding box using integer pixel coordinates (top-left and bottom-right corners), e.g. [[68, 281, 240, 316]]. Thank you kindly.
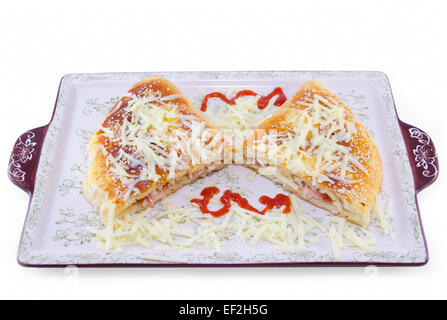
[[142, 164, 224, 207], [299, 181, 333, 204]]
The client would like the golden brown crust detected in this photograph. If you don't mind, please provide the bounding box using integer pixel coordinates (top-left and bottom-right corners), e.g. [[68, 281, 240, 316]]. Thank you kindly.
[[128, 76, 214, 127], [247, 80, 382, 226], [83, 76, 222, 222]]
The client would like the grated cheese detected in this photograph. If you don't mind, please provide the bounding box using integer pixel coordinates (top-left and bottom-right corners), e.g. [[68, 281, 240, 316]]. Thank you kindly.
[[246, 171, 256, 182], [196, 87, 280, 131], [373, 194, 395, 238], [94, 89, 226, 240], [98, 92, 223, 197], [90, 193, 395, 259], [254, 93, 365, 187]]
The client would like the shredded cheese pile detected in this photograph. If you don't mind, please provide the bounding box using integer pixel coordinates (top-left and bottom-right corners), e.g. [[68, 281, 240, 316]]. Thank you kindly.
[[327, 216, 376, 257], [196, 88, 281, 130], [91, 193, 393, 258], [255, 93, 366, 186]]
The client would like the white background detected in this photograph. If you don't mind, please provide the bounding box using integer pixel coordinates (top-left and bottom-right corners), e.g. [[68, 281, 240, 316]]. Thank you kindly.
[[0, 0, 445, 299]]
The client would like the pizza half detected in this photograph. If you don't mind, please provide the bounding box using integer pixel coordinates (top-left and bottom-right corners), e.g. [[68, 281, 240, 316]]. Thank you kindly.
[[245, 80, 382, 227], [83, 76, 226, 223]]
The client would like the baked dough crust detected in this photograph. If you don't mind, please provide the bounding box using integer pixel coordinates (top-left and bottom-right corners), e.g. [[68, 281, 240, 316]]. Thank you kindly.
[[246, 80, 382, 226], [83, 76, 224, 222]]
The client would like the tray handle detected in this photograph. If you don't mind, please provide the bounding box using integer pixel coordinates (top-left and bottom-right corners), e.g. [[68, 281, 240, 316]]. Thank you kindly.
[[8, 126, 48, 194], [399, 121, 439, 192]]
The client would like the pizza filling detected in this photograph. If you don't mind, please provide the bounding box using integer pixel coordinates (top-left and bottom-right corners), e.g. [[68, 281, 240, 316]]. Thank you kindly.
[[299, 181, 333, 204], [141, 163, 226, 207]]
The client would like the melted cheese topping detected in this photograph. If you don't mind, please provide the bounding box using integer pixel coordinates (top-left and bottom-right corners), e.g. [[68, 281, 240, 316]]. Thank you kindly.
[[254, 93, 366, 187]]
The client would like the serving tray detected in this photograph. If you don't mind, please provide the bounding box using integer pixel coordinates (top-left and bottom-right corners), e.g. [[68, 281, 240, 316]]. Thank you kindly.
[[8, 71, 438, 267]]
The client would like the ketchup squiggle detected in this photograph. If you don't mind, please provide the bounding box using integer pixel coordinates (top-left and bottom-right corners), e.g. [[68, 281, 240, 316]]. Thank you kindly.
[[190, 187, 291, 217]]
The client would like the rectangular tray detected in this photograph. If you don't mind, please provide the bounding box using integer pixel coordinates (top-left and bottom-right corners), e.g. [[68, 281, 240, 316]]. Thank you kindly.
[[8, 71, 438, 267]]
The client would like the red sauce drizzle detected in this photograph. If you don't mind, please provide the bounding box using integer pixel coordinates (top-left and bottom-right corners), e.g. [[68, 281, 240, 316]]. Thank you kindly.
[[191, 187, 291, 217], [200, 87, 287, 112], [259, 194, 292, 214]]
